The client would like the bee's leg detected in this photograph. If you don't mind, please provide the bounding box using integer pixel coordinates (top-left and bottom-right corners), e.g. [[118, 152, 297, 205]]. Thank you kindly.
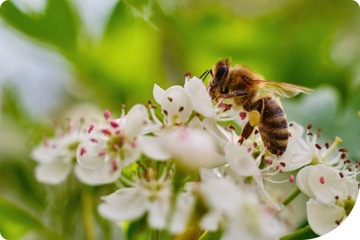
[[238, 99, 264, 145], [238, 121, 254, 145]]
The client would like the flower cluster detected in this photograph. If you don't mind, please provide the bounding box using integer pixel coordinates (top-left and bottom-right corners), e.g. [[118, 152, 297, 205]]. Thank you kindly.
[[31, 76, 359, 239]]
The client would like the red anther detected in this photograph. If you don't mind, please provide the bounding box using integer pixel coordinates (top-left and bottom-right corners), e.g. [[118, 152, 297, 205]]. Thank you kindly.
[[339, 172, 344, 178], [167, 97, 173, 102], [110, 120, 119, 128], [335, 195, 339, 200], [339, 148, 348, 152], [88, 124, 95, 133], [289, 175, 295, 183], [101, 128, 112, 136], [319, 176, 325, 184], [289, 123, 294, 127], [288, 132, 292, 137], [265, 159, 273, 165], [184, 72, 191, 77], [340, 153, 346, 159], [103, 110, 111, 120], [163, 109, 168, 116], [111, 159, 118, 171], [80, 147, 87, 156], [307, 123, 313, 130], [90, 138, 98, 143], [315, 143, 322, 150], [98, 151, 106, 157], [228, 125, 236, 131], [280, 162, 286, 167], [239, 112, 247, 120], [178, 106, 184, 112], [325, 142, 329, 149], [335, 220, 341, 225]]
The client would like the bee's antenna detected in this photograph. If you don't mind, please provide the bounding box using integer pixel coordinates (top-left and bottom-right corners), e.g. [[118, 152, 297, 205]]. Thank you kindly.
[[199, 69, 212, 82]]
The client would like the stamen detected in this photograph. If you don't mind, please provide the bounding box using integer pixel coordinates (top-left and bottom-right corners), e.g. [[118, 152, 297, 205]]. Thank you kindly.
[[101, 128, 112, 136], [110, 120, 119, 128], [289, 175, 295, 183], [104, 110, 111, 120], [339, 172, 344, 178], [239, 112, 247, 120], [178, 106, 184, 112], [319, 176, 325, 184], [80, 147, 87, 156], [315, 143, 322, 150], [307, 124, 313, 130], [98, 151, 106, 157], [88, 124, 95, 134], [90, 138, 98, 143], [167, 97, 173, 102]]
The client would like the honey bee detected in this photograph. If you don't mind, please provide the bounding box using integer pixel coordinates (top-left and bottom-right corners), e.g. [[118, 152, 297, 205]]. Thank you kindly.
[[203, 59, 312, 155]]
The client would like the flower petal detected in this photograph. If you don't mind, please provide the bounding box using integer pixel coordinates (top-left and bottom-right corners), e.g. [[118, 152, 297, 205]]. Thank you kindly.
[[296, 165, 316, 199], [153, 84, 165, 104], [35, 160, 71, 184], [75, 161, 121, 185], [98, 188, 147, 221], [306, 165, 343, 203], [123, 104, 149, 138], [184, 77, 214, 118], [138, 135, 171, 160], [307, 199, 345, 235]]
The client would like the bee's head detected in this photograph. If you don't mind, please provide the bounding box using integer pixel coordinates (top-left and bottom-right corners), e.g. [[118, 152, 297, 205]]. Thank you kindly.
[[208, 59, 230, 100]]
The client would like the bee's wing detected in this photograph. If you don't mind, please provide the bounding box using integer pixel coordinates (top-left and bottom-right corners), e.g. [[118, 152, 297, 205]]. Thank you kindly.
[[253, 80, 313, 98]]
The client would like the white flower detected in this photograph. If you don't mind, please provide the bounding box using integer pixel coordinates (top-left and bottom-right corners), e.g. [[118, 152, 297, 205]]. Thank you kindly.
[[31, 122, 87, 184], [199, 178, 284, 240], [296, 164, 358, 235], [98, 173, 171, 229], [75, 104, 150, 185], [153, 76, 214, 125]]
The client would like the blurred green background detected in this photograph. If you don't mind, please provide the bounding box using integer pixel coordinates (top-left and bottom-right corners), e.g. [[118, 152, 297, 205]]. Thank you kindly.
[[0, 0, 359, 239]]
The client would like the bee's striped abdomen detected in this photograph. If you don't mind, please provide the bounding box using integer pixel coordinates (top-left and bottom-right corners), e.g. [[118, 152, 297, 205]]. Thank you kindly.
[[258, 97, 288, 155]]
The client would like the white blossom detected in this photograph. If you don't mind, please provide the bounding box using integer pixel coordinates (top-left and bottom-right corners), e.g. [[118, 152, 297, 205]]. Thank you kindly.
[[296, 164, 358, 235], [75, 104, 150, 185], [31, 121, 88, 184]]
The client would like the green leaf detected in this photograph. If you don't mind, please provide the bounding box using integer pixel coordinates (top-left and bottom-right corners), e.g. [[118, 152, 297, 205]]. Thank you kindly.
[[0, 197, 62, 239], [0, 0, 78, 52]]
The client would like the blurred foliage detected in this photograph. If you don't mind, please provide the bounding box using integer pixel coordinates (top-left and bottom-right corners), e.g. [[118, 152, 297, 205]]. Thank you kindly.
[[0, 0, 359, 239]]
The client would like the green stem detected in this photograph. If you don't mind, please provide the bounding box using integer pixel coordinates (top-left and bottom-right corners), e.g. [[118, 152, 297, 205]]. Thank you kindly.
[[81, 188, 96, 240], [282, 187, 301, 207], [280, 225, 313, 240]]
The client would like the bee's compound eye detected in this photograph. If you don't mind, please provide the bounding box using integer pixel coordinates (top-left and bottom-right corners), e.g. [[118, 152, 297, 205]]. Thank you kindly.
[[215, 65, 228, 81]]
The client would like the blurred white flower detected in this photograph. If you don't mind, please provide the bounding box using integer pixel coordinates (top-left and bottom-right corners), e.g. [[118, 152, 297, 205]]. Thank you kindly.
[[159, 127, 226, 169], [31, 121, 87, 184], [296, 164, 358, 235], [98, 170, 171, 229], [224, 143, 281, 210], [199, 178, 284, 240], [75, 104, 150, 185]]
